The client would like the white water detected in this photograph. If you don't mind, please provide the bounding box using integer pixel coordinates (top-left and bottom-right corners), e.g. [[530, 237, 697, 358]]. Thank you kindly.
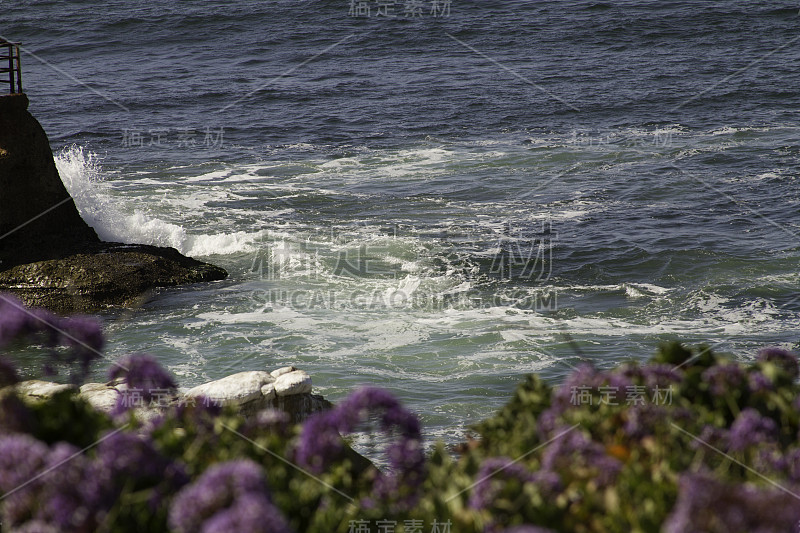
[[55, 146, 262, 256]]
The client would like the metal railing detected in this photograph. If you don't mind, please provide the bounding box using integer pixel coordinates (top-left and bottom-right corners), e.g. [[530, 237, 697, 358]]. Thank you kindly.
[[0, 39, 22, 94]]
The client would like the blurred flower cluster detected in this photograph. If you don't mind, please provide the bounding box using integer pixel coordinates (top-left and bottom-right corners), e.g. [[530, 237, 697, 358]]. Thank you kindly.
[[0, 294, 103, 382], [1, 294, 800, 532]]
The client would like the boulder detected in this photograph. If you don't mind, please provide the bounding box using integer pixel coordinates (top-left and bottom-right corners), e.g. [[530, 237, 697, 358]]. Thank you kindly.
[[261, 382, 276, 401], [270, 366, 297, 378], [78, 383, 120, 412], [8, 369, 330, 425], [15, 380, 77, 400], [274, 370, 312, 396], [0, 242, 227, 313], [184, 371, 275, 408]]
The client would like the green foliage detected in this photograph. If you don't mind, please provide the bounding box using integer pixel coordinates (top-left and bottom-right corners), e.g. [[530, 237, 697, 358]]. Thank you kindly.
[[24, 390, 114, 448], [2, 342, 800, 532]]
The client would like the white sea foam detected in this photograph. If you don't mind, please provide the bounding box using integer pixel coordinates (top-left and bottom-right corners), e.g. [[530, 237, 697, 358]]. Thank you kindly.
[[55, 146, 264, 256]]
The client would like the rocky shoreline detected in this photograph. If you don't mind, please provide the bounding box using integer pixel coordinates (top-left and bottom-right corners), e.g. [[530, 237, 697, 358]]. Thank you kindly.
[[10, 366, 331, 424]]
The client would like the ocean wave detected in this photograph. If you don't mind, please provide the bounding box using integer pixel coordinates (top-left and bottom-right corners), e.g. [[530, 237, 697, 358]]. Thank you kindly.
[[55, 145, 264, 256]]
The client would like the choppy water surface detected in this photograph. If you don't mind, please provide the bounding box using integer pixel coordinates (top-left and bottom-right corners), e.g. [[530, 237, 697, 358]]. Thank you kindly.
[[5, 1, 800, 448]]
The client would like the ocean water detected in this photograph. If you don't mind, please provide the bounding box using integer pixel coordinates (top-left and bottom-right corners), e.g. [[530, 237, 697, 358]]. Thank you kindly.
[[4, 0, 800, 450]]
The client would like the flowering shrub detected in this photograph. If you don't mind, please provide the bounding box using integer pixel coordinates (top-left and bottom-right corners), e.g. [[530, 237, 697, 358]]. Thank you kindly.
[[1, 295, 800, 532]]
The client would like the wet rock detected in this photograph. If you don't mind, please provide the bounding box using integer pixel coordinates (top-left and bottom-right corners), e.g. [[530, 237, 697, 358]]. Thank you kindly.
[[0, 242, 227, 314]]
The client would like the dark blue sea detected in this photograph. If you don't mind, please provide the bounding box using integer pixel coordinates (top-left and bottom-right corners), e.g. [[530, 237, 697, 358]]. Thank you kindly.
[[5, 0, 800, 449]]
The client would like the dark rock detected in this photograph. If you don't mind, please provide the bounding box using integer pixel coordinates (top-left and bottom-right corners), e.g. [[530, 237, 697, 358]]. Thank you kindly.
[[0, 93, 99, 266], [269, 393, 333, 424], [0, 93, 227, 312], [0, 242, 227, 313]]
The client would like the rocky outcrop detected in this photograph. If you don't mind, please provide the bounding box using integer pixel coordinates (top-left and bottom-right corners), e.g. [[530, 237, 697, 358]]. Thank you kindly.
[[0, 93, 227, 313], [0, 93, 99, 265], [13, 367, 331, 424], [0, 242, 227, 314]]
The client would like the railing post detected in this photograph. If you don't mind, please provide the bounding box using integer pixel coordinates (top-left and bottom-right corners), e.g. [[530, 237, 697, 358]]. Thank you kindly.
[[14, 44, 21, 93], [7, 43, 14, 94]]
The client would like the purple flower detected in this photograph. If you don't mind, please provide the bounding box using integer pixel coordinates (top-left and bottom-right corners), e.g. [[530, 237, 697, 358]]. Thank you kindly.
[[664, 473, 800, 533], [0, 436, 104, 531], [199, 494, 291, 533], [622, 403, 669, 439], [333, 387, 421, 439], [36, 442, 100, 530], [728, 408, 778, 452], [640, 364, 683, 388], [469, 457, 536, 510], [757, 347, 799, 379], [0, 294, 104, 381], [299, 387, 423, 469], [0, 356, 19, 388], [702, 363, 745, 397], [376, 437, 427, 503], [535, 408, 560, 441], [297, 387, 425, 506], [57, 315, 104, 375], [295, 413, 343, 473], [552, 364, 601, 409], [108, 354, 177, 414], [622, 363, 682, 389], [541, 428, 621, 487], [690, 424, 729, 451], [551, 364, 632, 415], [531, 470, 562, 496], [169, 460, 291, 533], [95, 431, 188, 498], [0, 435, 49, 528], [747, 371, 773, 394], [0, 293, 41, 346]]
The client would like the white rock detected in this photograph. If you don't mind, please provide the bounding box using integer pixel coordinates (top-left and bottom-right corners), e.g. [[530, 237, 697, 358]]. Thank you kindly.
[[274, 370, 312, 397], [79, 383, 119, 412], [16, 380, 77, 399], [79, 383, 107, 394], [261, 382, 276, 401], [184, 371, 275, 406], [270, 366, 297, 378]]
